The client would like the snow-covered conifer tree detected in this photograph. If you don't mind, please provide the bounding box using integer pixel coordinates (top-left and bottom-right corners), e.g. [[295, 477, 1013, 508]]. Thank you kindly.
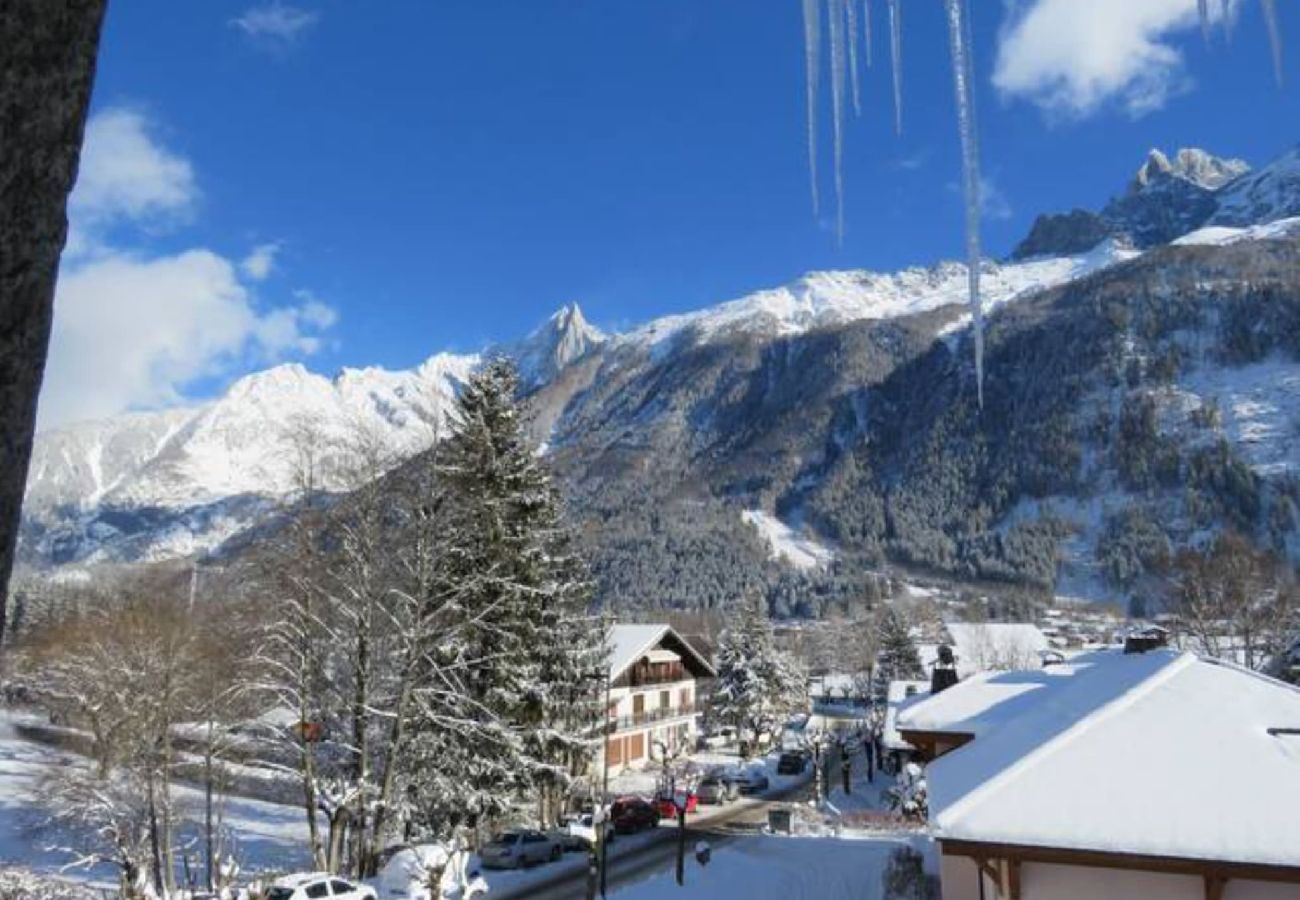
[[873, 607, 924, 702]]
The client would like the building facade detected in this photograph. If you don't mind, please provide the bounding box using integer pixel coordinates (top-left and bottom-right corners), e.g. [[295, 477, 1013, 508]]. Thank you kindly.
[[600, 624, 715, 773]]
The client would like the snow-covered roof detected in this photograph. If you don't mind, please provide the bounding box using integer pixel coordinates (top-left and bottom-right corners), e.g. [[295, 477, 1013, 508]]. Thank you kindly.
[[608, 624, 715, 681], [924, 648, 1300, 868], [897, 661, 1086, 738]]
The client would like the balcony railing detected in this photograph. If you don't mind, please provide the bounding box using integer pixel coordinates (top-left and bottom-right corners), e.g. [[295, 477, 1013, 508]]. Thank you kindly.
[[622, 663, 689, 689], [605, 703, 697, 734]]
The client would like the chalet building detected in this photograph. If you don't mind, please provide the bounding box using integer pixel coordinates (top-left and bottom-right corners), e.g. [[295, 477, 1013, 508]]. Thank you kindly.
[[599, 624, 716, 773], [897, 645, 1300, 900]]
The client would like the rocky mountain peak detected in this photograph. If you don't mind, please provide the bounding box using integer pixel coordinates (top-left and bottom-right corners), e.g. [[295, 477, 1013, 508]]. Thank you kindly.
[[1129, 147, 1249, 194], [509, 302, 606, 387], [1014, 147, 1256, 259]]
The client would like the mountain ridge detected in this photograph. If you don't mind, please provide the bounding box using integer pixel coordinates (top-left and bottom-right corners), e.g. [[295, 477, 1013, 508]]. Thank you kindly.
[[21, 142, 1300, 612]]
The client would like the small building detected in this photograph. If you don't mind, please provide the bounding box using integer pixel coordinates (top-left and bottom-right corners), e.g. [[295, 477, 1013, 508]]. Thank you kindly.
[[881, 678, 930, 770], [897, 647, 1300, 899], [599, 624, 716, 773]]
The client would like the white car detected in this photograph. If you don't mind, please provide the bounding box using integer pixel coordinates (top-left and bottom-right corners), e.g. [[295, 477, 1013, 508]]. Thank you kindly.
[[266, 873, 377, 900], [560, 813, 614, 849]]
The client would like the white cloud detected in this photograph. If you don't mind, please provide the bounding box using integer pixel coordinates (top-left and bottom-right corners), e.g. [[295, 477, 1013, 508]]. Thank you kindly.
[[241, 242, 280, 281], [993, 0, 1231, 119], [978, 175, 1013, 221], [231, 2, 320, 42], [40, 108, 337, 429], [67, 108, 197, 256], [946, 174, 1013, 221]]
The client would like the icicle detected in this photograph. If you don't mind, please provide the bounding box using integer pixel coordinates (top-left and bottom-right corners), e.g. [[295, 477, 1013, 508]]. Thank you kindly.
[[863, 0, 873, 68], [1261, 0, 1284, 86], [944, 0, 984, 409], [802, 0, 821, 215], [1221, 0, 1233, 40], [1198, 0, 1211, 43], [888, 0, 903, 135], [845, 0, 863, 116], [828, 0, 848, 243]]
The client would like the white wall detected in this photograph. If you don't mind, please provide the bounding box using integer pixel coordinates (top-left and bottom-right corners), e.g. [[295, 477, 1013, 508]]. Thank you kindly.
[[940, 856, 1299, 900]]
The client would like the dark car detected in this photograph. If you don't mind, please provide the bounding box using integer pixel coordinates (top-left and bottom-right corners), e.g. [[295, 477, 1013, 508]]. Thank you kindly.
[[610, 797, 661, 834], [777, 752, 808, 775]]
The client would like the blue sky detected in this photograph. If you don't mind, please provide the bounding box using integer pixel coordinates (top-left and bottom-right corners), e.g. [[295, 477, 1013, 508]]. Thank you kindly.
[[40, 0, 1299, 427]]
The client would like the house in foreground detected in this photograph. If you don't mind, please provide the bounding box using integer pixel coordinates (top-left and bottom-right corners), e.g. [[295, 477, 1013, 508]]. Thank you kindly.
[[599, 624, 716, 773], [897, 643, 1300, 899]]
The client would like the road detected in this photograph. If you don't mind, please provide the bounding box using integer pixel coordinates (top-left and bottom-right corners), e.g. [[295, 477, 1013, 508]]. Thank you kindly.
[[496, 758, 848, 900]]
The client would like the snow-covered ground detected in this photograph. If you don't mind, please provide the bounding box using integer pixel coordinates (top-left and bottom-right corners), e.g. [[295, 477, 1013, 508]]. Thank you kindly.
[[0, 712, 310, 889], [1172, 214, 1300, 247], [741, 510, 836, 570]]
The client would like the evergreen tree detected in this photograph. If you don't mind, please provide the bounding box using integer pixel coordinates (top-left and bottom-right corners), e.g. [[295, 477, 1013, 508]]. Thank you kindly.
[[712, 596, 806, 753], [406, 358, 603, 833], [874, 607, 924, 702]]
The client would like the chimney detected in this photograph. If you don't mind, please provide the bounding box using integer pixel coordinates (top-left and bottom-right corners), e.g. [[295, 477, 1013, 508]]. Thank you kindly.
[[931, 644, 959, 694]]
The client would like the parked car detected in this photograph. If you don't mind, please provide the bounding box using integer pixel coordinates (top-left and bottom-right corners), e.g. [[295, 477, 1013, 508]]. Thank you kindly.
[[554, 813, 614, 850], [653, 791, 698, 818], [610, 797, 661, 834], [735, 769, 771, 795], [695, 774, 738, 805], [266, 874, 377, 900], [777, 751, 808, 775], [479, 830, 561, 869]]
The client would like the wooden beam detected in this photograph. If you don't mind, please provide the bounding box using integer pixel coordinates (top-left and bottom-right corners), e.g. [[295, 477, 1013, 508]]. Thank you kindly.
[[1007, 858, 1022, 900], [1204, 875, 1227, 900], [975, 857, 999, 888]]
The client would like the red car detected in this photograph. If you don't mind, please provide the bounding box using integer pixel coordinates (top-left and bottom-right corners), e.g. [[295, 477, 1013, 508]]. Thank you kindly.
[[653, 791, 698, 819], [611, 797, 661, 834]]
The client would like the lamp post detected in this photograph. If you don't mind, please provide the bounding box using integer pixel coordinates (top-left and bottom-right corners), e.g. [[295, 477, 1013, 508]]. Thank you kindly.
[[584, 668, 613, 900]]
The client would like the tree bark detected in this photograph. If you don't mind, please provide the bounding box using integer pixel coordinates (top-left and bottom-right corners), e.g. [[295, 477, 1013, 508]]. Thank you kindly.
[[0, 0, 108, 643]]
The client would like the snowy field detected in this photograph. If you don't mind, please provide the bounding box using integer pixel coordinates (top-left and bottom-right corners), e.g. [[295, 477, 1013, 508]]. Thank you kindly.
[[741, 510, 836, 570], [0, 711, 310, 889]]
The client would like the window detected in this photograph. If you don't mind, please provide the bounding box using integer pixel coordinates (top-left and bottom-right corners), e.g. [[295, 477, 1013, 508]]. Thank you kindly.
[[330, 881, 352, 896], [628, 732, 645, 760], [305, 883, 330, 899], [525, 832, 546, 843], [659, 690, 669, 709], [265, 890, 294, 900], [679, 688, 691, 708]]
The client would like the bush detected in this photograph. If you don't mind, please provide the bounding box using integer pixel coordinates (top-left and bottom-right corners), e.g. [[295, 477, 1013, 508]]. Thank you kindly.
[[881, 846, 940, 900]]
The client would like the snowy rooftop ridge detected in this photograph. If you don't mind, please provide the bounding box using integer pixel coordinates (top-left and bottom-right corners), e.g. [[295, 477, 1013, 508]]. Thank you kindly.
[[918, 649, 1300, 868], [606, 623, 715, 681]]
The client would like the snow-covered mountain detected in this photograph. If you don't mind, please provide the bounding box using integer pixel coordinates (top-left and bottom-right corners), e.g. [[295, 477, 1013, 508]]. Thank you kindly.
[[21, 143, 1300, 596], [1012, 146, 1267, 259]]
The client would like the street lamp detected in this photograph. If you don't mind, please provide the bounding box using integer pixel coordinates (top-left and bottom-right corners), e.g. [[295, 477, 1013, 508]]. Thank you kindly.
[[583, 668, 613, 900]]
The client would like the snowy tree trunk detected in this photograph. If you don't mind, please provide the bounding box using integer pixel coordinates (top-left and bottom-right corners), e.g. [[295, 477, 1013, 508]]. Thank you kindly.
[[0, 0, 106, 647]]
